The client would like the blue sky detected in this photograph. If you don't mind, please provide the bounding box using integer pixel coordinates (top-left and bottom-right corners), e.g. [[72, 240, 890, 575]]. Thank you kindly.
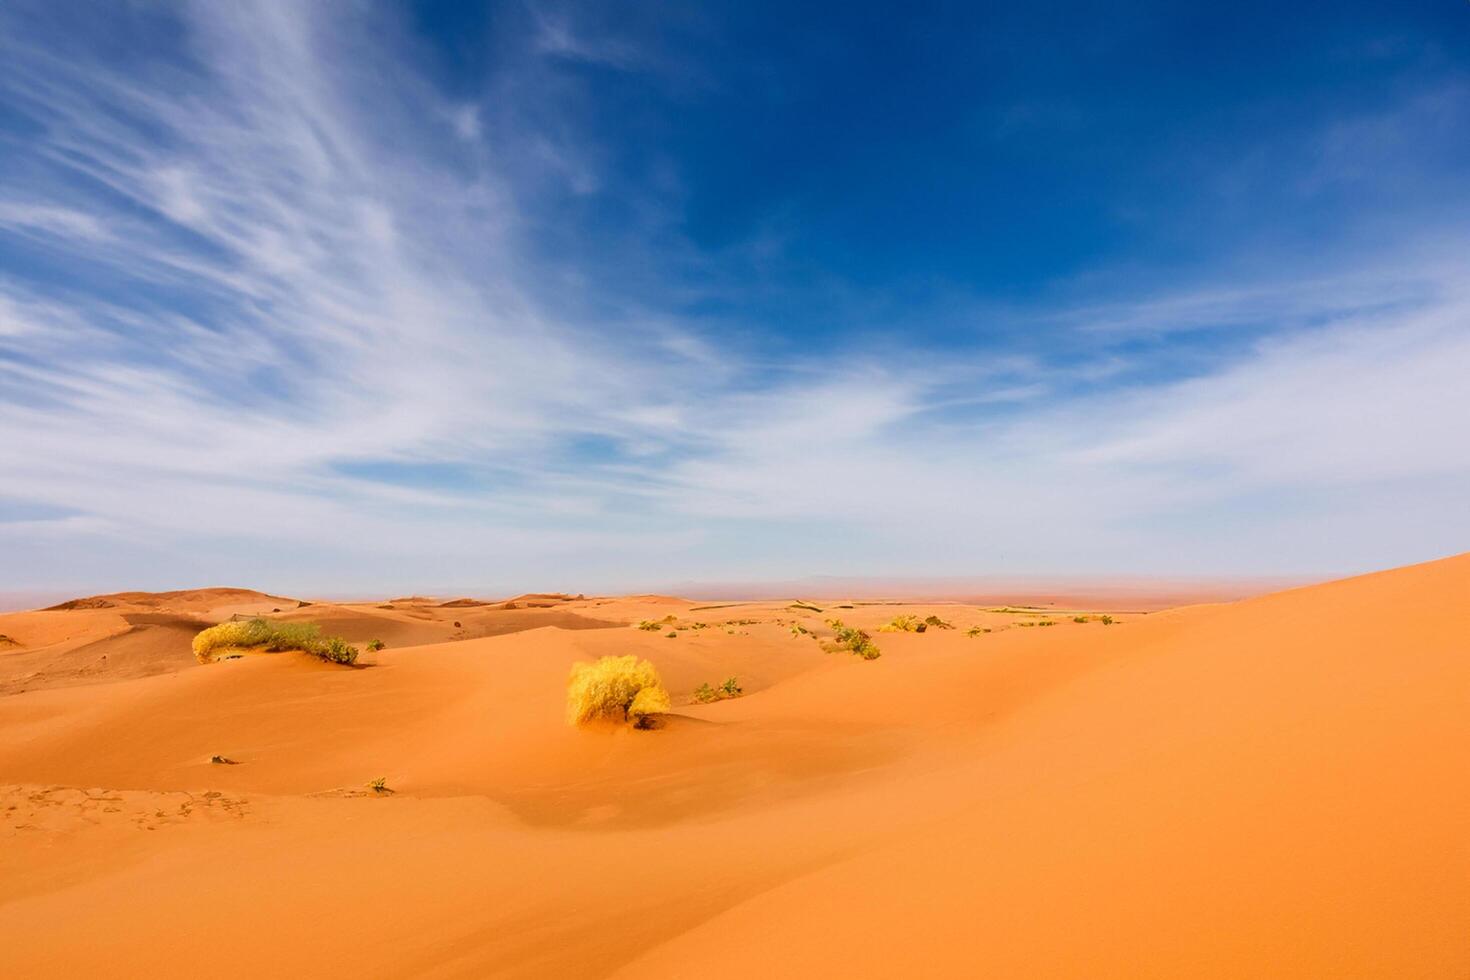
[[1, 1, 1467, 595]]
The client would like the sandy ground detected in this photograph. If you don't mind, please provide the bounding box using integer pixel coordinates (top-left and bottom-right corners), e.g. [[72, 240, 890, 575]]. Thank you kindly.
[[0, 557, 1465, 978]]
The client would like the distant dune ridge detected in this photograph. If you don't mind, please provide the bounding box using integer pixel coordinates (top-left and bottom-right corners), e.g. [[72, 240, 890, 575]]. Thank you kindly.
[[0, 554, 1465, 977]]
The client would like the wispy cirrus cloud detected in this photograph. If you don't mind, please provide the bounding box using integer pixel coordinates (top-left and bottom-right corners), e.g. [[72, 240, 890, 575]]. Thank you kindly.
[[0, 1, 1466, 595]]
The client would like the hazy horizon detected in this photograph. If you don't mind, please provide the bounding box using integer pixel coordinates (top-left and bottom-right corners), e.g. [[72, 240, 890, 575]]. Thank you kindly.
[[0, 565, 1346, 614]]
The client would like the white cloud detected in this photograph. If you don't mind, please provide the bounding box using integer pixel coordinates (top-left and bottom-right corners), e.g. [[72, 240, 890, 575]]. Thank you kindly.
[[450, 104, 481, 141], [0, 202, 111, 241], [0, 2, 1465, 593]]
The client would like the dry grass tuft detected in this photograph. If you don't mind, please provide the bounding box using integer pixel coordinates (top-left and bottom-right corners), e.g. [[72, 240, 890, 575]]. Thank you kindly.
[[192, 618, 359, 665], [566, 655, 671, 727]]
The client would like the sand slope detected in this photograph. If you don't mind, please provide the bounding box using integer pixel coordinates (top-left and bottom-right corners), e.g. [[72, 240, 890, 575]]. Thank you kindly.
[[0, 557, 1465, 977]]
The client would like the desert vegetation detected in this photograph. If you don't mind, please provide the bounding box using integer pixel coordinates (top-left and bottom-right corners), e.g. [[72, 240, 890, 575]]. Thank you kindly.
[[694, 676, 743, 703], [966, 626, 991, 637], [366, 638, 385, 651], [191, 618, 359, 665], [566, 655, 671, 728], [874, 613, 957, 632], [823, 619, 881, 659]]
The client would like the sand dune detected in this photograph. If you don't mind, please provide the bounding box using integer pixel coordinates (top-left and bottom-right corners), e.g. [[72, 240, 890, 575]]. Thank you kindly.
[[0, 557, 1465, 977]]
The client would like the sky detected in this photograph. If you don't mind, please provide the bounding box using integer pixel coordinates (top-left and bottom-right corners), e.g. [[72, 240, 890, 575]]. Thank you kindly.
[[0, 0, 1467, 597]]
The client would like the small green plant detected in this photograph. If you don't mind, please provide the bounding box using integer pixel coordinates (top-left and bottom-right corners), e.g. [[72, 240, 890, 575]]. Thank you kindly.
[[824, 620, 881, 660], [923, 615, 954, 630], [192, 618, 359, 666], [665, 631, 677, 638], [367, 777, 389, 794], [566, 655, 671, 727], [636, 620, 662, 631], [693, 676, 743, 704], [790, 623, 811, 637], [1017, 620, 1056, 628], [1100, 615, 1114, 625], [366, 638, 386, 651], [1073, 616, 1088, 624], [965, 626, 991, 637]]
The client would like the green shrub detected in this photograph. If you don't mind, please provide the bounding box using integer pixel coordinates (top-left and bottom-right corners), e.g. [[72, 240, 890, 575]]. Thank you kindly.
[[192, 618, 359, 666], [1100, 615, 1114, 625], [694, 676, 743, 703], [367, 777, 389, 794], [366, 638, 386, 651], [923, 615, 954, 629], [824, 619, 881, 660], [317, 636, 359, 663], [965, 626, 991, 637]]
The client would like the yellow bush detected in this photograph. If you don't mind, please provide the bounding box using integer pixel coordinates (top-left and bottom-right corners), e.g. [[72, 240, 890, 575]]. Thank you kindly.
[[566, 655, 670, 727], [192, 618, 358, 665]]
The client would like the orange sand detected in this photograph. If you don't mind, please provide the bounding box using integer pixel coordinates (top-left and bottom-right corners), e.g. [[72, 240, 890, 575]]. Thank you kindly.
[[0, 556, 1465, 977]]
